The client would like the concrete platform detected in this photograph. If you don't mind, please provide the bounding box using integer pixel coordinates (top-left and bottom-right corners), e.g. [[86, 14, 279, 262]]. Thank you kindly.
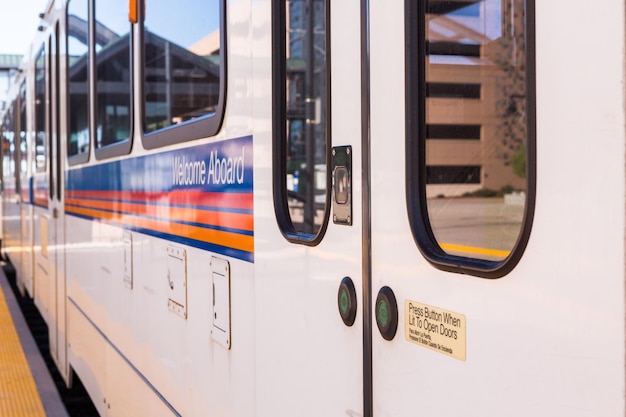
[[0, 267, 69, 417]]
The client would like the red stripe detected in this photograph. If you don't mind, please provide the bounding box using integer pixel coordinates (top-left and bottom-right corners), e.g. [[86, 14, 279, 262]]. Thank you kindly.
[[66, 190, 253, 210], [66, 197, 254, 232]]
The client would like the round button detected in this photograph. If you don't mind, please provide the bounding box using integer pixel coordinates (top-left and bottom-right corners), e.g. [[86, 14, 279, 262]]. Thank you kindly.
[[377, 299, 389, 328], [338, 277, 357, 326], [375, 286, 398, 340]]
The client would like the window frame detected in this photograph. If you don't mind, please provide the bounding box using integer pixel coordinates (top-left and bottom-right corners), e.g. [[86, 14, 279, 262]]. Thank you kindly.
[[271, 0, 332, 245], [66, 0, 91, 165], [34, 46, 47, 173], [139, 0, 226, 150], [18, 80, 28, 198], [93, 0, 134, 160], [405, 0, 537, 278]]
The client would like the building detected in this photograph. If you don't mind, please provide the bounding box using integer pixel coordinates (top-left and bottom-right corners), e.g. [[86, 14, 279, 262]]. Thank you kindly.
[[0, 55, 22, 113], [425, 0, 527, 197]]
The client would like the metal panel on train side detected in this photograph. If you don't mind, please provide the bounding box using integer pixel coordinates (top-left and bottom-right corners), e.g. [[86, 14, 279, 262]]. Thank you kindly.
[[368, 1, 626, 416]]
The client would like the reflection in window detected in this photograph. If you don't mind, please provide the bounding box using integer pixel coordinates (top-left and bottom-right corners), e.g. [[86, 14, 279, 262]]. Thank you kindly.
[[143, 0, 221, 134], [277, 0, 329, 237], [2, 109, 16, 189], [19, 83, 28, 197], [67, 0, 90, 158], [95, 0, 131, 149], [418, 0, 531, 264], [35, 49, 46, 171], [0, 119, 5, 181]]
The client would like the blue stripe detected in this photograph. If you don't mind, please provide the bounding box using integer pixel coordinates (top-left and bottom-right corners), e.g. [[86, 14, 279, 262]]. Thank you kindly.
[[66, 135, 253, 194], [65, 135, 255, 263], [68, 297, 182, 417], [65, 211, 254, 263], [138, 228, 254, 262], [67, 195, 254, 215]]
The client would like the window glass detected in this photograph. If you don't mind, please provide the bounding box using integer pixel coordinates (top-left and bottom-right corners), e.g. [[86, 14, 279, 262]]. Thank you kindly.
[[67, 0, 90, 159], [35, 48, 46, 171], [19, 83, 28, 197], [410, 0, 533, 269], [275, 0, 329, 238], [95, 0, 131, 150], [2, 109, 16, 180], [143, 0, 223, 140], [0, 119, 4, 184]]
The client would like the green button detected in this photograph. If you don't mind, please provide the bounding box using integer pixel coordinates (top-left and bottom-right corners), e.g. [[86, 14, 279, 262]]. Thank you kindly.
[[377, 299, 389, 328], [339, 290, 349, 314]]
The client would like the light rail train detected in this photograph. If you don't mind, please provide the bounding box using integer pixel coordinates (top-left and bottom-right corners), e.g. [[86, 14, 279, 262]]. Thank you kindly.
[[0, 0, 625, 415]]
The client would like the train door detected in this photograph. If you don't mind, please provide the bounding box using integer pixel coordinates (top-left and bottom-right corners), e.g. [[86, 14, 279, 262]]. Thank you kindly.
[[47, 22, 68, 378], [33, 42, 50, 322], [33, 23, 67, 378], [18, 80, 34, 297], [366, 0, 540, 415], [1, 105, 20, 263], [255, 0, 365, 414]]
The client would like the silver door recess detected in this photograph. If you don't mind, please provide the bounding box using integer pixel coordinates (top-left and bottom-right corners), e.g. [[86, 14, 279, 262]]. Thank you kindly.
[[211, 257, 231, 349], [332, 146, 352, 225], [167, 246, 188, 318]]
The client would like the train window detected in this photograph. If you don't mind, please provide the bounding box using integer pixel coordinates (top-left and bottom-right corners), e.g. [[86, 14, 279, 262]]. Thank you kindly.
[[67, 0, 90, 163], [140, 0, 225, 148], [0, 117, 4, 188], [406, 0, 535, 277], [2, 107, 16, 183], [94, 0, 132, 158], [34, 48, 46, 172], [19, 82, 27, 197], [273, 0, 331, 242]]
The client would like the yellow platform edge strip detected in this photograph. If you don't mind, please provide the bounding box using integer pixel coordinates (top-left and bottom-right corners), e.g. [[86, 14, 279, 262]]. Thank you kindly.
[[0, 289, 46, 417], [440, 243, 511, 259]]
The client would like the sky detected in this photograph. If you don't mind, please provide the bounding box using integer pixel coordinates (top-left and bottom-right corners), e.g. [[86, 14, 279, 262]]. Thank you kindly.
[[0, 0, 50, 55], [0, 0, 219, 56]]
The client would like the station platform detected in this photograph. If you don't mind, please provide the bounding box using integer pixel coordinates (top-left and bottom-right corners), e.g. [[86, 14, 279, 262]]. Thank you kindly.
[[0, 266, 69, 417]]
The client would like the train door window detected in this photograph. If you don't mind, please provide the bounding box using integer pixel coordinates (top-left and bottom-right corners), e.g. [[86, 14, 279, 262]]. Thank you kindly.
[[47, 36, 55, 199], [35, 48, 47, 172], [19, 82, 28, 199], [273, 0, 331, 242], [67, 0, 90, 164], [2, 109, 15, 182], [0, 116, 5, 187], [94, 0, 132, 158], [51, 24, 62, 201], [406, 0, 535, 277], [6, 106, 16, 183], [140, 0, 225, 148], [0, 119, 3, 182]]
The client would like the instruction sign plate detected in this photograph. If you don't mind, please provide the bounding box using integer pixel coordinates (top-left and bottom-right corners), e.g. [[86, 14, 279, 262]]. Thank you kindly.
[[405, 300, 466, 361]]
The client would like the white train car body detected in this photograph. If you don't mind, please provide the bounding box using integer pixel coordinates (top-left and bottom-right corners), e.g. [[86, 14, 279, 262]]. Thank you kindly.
[[0, 0, 624, 416]]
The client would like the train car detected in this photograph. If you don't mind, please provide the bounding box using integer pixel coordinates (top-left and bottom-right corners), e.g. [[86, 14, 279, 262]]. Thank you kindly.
[[0, 0, 625, 416], [1, 61, 35, 298]]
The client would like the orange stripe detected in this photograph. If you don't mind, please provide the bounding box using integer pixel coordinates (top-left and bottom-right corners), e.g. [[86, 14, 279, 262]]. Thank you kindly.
[[66, 190, 253, 210], [66, 198, 253, 232], [66, 206, 254, 253]]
